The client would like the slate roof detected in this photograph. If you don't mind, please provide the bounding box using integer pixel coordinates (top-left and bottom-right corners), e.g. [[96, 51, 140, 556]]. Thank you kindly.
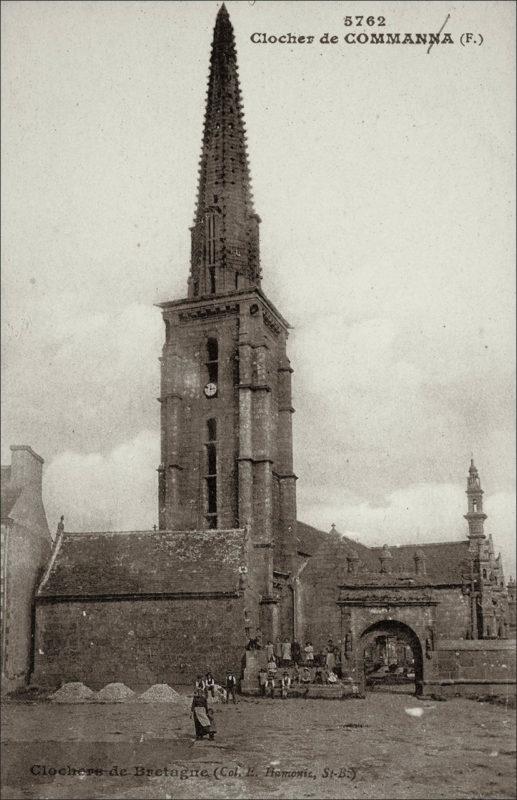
[[369, 541, 472, 585], [296, 522, 471, 586], [296, 521, 379, 571], [37, 529, 247, 598]]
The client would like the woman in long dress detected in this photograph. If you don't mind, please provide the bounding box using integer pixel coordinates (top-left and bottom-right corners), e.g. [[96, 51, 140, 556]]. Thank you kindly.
[[191, 690, 215, 740]]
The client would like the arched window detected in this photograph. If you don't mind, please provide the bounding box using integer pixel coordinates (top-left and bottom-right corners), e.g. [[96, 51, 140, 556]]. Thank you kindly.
[[205, 418, 217, 529], [206, 338, 218, 384], [482, 569, 487, 579], [473, 500, 478, 512]]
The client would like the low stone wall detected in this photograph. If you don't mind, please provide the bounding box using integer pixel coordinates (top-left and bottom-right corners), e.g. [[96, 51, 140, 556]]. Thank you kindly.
[[424, 639, 516, 699]]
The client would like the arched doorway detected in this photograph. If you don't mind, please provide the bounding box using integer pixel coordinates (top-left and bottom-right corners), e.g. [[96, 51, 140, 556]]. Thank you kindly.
[[359, 620, 424, 697]]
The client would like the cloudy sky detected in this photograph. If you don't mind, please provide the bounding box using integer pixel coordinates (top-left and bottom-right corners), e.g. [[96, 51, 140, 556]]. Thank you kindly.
[[2, 1, 515, 576]]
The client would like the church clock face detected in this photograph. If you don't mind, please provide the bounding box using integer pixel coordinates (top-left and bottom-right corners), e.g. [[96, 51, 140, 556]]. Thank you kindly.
[[204, 382, 218, 398]]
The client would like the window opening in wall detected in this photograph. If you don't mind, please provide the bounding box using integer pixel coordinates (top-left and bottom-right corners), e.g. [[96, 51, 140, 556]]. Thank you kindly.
[[205, 417, 218, 529], [207, 443, 216, 475], [206, 213, 216, 293], [194, 280, 199, 297], [206, 338, 218, 383], [207, 418, 217, 441]]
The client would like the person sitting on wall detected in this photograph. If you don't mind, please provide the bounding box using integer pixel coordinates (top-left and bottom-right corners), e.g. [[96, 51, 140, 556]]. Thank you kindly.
[[195, 675, 206, 693], [300, 666, 312, 684], [292, 639, 301, 665], [334, 645, 343, 679], [292, 663, 301, 685], [266, 658, 277, 698], [314, 667, 324, 684], [304, 641, 314, 665], [325, 646, 336, 674], [205, 672, 216, 699], [281, 638, 292, 667], [327, 670, 338, 684], [274, 640, 283, 663], [280, 671, 291, 698], [258, 667, 268, 697]]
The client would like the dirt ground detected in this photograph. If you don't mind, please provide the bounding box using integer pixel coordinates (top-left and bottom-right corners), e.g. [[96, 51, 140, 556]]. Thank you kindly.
[[1, 690, 515, 800]]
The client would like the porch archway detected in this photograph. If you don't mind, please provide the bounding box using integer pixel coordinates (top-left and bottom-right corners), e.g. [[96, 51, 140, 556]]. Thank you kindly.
[[359, 620, 424, 696]]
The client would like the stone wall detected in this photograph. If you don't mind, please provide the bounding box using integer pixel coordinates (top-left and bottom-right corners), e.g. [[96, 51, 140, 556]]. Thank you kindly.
[[433, 587, 471, 639], [1, 445, 51, 692], [2, 522, 47, 691], [426, 639, 516, 698], [32, 595, 246, 690]]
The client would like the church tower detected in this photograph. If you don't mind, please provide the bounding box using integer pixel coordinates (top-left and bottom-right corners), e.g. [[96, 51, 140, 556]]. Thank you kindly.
[[157, 5, 297, 637]]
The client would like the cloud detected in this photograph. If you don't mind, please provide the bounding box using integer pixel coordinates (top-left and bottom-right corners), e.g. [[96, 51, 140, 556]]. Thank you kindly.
[[2, 295, 162, 461], [44, 429, 159, 534]]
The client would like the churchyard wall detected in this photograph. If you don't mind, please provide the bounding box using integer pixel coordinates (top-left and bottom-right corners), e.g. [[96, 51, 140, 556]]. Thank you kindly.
[[426, 639, 516, 698]]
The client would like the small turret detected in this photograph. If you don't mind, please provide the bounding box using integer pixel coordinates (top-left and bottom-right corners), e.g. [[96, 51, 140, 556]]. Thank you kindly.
[[464, 458, 487, 543], [346, 548, 359, 574], [379, 544, 393, 574], [413, 548, 427, 576]]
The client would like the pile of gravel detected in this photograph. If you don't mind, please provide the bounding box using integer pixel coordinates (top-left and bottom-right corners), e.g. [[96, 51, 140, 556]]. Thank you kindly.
[[137, 684, 188, 704], [50, 682, 95, 703], [95, 683, 136, 703]]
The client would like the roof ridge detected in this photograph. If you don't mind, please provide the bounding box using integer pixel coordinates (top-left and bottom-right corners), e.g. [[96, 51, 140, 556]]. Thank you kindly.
[[370, 540, 468, 550], [59, 528, 246, 536]]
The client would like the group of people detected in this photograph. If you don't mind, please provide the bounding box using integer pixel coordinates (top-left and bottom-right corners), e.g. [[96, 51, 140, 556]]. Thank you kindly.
[[194, 670, 238, 703], [249, 636, 342, 670], [258, 638, 343, 698], [190, 670, 238, 741]]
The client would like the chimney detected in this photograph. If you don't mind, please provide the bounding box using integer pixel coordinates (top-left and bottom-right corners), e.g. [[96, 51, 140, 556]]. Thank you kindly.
[[9, 445, 44, 492]]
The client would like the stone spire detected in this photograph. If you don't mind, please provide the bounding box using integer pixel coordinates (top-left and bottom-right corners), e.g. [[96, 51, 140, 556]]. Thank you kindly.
[[188, 4, 261, 300], [464, 458, 487, 542]]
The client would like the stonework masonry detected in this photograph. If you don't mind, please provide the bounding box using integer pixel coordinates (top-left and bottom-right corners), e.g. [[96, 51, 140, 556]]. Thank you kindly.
[[1, 446, 51, 691], [33, 597, 245, 690]]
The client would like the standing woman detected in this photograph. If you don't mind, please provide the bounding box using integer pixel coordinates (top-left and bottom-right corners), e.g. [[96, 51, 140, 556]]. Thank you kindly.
[[191, 690, 215, 740]]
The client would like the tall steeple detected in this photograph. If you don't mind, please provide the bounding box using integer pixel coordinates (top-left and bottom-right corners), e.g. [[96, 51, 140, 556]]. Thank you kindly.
[[464, 458, 487, 541], [188, 4, 261, 300], [158, 4, 297, 644]]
